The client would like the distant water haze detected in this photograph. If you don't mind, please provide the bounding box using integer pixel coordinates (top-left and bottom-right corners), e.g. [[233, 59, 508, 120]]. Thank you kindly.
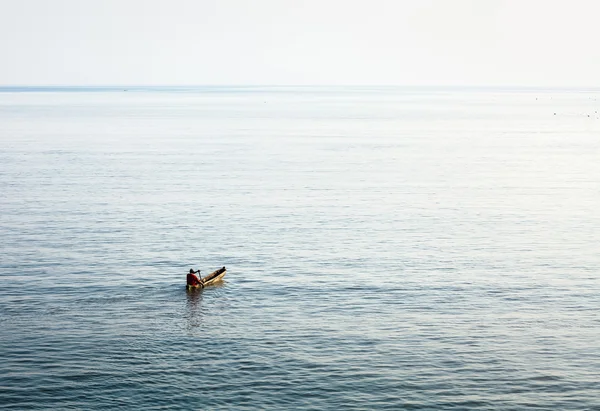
[[1, 87, 599, 409]]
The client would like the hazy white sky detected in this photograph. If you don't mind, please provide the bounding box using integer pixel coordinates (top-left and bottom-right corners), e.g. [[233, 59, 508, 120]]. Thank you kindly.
[[1, 0, 599, 86]]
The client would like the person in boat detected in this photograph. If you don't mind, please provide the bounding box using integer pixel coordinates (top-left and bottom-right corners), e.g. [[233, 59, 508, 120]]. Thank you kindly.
[[187, 268, 204, 287]]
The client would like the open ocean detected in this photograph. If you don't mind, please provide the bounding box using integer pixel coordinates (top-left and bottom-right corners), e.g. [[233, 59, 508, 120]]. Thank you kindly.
[[1, 86, 599, 410]]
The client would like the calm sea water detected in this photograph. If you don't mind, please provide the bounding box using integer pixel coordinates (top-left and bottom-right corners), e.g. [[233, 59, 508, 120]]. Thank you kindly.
[[1, 87, 599, 410]]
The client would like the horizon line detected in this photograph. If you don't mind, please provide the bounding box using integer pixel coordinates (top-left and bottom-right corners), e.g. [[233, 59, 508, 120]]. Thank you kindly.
[[2, 84, 600, 91]]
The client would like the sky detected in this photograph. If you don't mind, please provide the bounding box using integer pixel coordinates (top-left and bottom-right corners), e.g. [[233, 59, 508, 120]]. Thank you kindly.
[[1, 0, 599, 86]]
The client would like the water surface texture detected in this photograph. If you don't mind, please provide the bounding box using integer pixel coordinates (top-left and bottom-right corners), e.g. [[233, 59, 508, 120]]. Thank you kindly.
[[1, 87, 599, 410]]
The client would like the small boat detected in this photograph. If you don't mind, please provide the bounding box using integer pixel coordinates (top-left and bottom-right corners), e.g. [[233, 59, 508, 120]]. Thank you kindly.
[[187, 266, 226, 289]]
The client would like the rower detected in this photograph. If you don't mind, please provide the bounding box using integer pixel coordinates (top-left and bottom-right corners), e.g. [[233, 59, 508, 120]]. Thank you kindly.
[[187, 268, 204, 287]]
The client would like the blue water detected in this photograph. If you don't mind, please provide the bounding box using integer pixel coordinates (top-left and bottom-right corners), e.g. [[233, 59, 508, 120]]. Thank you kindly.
[[1, 87, 599, 410]]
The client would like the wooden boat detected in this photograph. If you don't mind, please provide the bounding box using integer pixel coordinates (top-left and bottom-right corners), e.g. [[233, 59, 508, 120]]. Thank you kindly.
[[187, 266, 226, 289]]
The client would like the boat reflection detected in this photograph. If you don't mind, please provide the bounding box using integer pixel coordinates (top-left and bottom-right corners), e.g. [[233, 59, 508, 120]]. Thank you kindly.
[[185, 287, 204, 330], [184, 279, 227, 331]]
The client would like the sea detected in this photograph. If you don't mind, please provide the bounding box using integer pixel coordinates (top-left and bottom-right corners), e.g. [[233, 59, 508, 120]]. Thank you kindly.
[[1, 86, 599, 410]]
